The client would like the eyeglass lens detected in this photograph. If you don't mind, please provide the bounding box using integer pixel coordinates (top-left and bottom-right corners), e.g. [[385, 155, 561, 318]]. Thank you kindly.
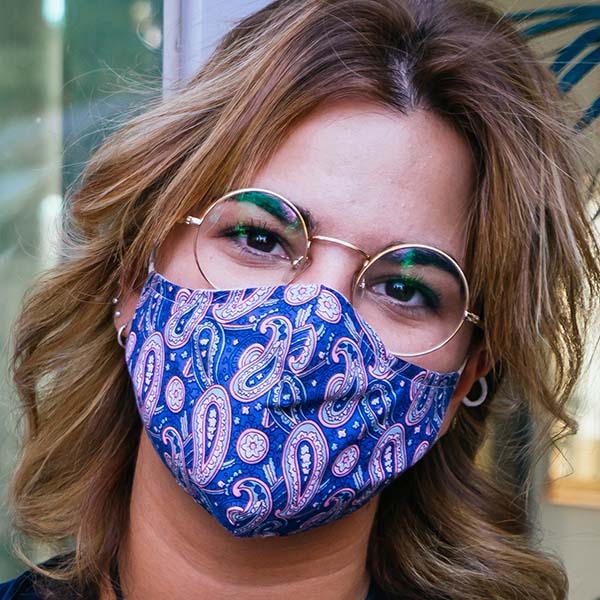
[[195, 190, 308, 287], [194, 190, 468, 356]]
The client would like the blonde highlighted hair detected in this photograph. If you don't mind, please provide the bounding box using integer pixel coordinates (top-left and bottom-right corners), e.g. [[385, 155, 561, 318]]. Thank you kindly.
[[10, 0, 600, 598]]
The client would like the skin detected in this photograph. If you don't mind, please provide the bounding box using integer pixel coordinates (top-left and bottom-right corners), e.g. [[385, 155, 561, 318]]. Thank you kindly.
[[113, 100, 489, 600]]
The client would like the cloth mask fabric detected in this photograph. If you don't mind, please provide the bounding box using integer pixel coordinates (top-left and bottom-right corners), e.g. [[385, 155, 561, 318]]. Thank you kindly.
[[124, 268, 462, 537]]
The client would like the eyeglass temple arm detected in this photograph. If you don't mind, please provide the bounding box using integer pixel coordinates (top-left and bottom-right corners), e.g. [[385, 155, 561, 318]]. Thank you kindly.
[[465, 311, 483, 328], [182, 216, 203, 226]]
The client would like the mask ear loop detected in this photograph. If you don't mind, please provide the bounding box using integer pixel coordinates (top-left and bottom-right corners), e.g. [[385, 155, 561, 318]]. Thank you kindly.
[[148, 247, 156, 274], [456, 357, 469, 376]]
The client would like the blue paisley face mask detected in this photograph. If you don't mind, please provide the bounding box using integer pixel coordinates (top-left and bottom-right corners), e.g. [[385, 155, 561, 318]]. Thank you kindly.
[[125, 268, 462, 537]]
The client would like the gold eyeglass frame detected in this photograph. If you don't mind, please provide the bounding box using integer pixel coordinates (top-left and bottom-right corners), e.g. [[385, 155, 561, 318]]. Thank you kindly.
[[181, 187, 483, 357]]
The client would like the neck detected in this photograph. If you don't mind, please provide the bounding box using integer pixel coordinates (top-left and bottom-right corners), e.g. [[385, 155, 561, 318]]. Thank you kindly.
[[118, 435, 376, 600]]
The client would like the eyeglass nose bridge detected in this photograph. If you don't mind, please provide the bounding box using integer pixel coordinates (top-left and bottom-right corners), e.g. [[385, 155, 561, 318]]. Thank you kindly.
[[308, 234, 371, 260], [291, 235, 370, 291]]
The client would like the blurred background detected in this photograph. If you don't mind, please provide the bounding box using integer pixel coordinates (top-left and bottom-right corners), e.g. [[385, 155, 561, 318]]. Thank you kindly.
[[0, 1, 599, 598], [0, 0, 163, 575]]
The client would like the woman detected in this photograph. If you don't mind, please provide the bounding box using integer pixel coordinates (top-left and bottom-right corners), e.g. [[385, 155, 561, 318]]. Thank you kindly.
[[3, 0, 599, 598]]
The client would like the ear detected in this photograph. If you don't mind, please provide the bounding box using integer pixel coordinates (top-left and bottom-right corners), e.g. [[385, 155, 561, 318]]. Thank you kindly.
[[437, 342, 492, 437], [112, 287, 143, 340]]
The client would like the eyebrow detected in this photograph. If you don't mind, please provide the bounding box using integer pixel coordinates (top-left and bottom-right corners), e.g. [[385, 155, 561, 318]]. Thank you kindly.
[[389, 247, 465, 293], [239, 190, 319, 232], [296, 205, 319, 233]]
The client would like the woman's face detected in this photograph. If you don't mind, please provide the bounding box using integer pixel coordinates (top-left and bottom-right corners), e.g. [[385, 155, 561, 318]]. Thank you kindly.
[[126, 100, 485, 430]]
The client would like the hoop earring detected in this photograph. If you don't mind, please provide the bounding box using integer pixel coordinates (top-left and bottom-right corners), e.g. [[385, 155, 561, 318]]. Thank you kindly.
[[117, 323, 128, 348], [461, 376, 488, 408]]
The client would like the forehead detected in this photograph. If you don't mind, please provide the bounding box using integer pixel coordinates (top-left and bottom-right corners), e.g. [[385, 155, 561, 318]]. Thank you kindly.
[[250, 100, 475, 267]]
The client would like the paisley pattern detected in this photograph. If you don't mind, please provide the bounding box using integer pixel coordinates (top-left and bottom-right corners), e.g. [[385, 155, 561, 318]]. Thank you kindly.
[[126, 270, 460, 537], [230, 316, 293, 402], [165, 290, 212, 348], [319, 338, 368, 427], [368, 423, 407, 489], [132, 331, 164, 426], [277, 421, 329, 518], [225, 478, 273, 536], [189, 384, 231, 488]]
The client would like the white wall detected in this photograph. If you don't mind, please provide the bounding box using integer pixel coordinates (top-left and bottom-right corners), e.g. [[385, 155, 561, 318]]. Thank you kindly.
[[163, 0, 270, 88]]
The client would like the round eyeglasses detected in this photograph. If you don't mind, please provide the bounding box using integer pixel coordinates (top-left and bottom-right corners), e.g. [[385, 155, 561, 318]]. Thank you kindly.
[[181, 188, 482, 357]]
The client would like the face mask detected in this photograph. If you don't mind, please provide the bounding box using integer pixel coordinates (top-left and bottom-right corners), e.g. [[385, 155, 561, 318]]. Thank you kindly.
[[125, 269, 462, 537]]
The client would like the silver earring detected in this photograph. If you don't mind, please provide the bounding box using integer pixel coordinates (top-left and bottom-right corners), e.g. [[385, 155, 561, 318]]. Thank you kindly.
[[112, 296, 122, 318], [462, 376, 488, 408], [117, 323, 128, 348], [113, 295, 128, 347]]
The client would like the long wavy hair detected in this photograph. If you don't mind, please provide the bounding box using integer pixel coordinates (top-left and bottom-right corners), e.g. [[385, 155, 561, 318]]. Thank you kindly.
[[9, 0, 600, 598]]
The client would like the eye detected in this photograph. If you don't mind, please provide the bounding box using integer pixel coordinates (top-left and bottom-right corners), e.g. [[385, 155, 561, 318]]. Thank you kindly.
[[225, 223, 289, 260], [244, 227, 278, 253], [371, 277, 440, 311]]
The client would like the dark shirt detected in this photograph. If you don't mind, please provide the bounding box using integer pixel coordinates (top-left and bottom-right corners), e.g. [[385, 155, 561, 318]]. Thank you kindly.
[[0, 563, 390, 599], [0, 557, 124, 600]]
